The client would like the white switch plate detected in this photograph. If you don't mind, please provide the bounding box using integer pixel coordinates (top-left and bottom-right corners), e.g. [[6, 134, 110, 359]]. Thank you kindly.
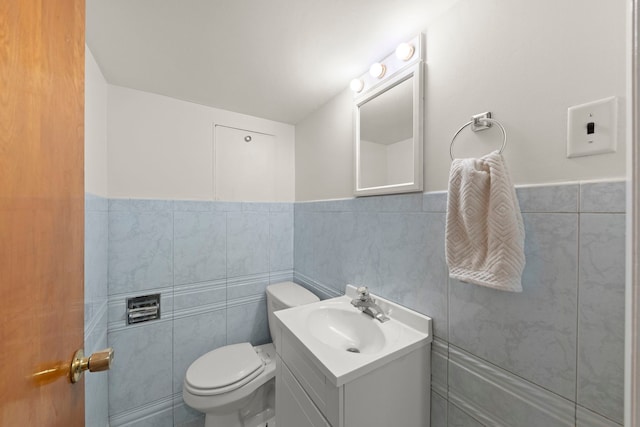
[[567, 96, 618, 158]]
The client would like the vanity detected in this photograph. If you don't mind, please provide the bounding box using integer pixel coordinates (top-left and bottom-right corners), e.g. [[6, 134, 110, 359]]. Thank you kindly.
[[273, 285, 432, 427]]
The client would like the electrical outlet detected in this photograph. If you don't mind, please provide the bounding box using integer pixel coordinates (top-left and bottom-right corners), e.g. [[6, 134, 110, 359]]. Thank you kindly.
[[567, 96, 618, 158]]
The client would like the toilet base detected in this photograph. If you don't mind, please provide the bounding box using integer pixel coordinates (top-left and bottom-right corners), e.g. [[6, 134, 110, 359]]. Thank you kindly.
[[202, 378, 275, 427], [204, 411, 242, 427], [243, 407, 274, 427], [252, 416, 275, 427]]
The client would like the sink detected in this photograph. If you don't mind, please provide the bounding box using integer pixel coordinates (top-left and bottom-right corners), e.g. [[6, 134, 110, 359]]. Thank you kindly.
[[306, 307, 386, 354], [274, 285, 432, 386]]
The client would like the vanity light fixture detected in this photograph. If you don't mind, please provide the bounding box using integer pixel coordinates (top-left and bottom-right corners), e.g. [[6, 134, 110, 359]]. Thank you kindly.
[[349, 34, 423, 100], [369, 62, 386, 79], [350, 78, 364, 93], [395, 42, 415, 61]]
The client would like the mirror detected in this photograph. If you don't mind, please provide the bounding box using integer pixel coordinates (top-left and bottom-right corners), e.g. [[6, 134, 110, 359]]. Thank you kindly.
[[354, 63, 423, 196]]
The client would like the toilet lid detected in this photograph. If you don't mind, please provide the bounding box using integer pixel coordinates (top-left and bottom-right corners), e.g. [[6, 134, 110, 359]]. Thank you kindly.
[[185, 343, 265, 393]]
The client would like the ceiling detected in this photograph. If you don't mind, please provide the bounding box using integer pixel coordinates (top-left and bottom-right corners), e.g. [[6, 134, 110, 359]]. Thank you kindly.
[[86, 0, 455, 125]]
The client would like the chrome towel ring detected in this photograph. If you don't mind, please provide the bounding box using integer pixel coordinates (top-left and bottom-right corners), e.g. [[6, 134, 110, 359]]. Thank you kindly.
[[450, 116, 507, 161]]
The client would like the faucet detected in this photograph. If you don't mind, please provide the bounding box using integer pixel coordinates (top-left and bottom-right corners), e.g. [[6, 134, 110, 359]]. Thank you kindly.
[[351, 287, 389, 323]]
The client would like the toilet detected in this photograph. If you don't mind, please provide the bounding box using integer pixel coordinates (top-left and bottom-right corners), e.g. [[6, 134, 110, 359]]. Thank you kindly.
[[183, 281, 319, 427]]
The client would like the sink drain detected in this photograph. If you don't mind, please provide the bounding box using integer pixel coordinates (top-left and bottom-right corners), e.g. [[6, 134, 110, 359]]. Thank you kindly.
[[346, 347, 360, 353]]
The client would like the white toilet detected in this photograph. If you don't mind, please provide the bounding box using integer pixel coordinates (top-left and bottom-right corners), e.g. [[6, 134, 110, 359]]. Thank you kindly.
[[183, 281, 319, 427]]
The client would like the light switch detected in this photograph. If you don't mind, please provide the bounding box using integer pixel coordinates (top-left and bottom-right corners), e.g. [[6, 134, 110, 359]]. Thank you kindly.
[[567, 96, 618, 158]]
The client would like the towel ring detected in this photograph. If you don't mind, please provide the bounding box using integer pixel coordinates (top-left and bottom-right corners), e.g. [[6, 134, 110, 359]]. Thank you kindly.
[[449, 117, 507, 160]]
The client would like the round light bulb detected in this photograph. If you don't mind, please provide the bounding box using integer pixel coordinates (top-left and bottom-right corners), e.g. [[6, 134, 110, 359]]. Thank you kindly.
[[395, 43, 415, 61], [350, 78, 364, 93], [369, 62, 386, 79]]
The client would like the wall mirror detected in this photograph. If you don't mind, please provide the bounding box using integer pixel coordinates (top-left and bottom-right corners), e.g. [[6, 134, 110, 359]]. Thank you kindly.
[[354, 61, 424, 196]]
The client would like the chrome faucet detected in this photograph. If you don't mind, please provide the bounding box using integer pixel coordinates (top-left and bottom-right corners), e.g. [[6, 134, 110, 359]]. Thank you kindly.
[[351, 287, 389, 323]]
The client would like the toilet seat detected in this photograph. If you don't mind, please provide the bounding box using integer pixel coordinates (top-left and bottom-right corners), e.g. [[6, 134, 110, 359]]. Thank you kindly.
[[185, 343, 266, 396]]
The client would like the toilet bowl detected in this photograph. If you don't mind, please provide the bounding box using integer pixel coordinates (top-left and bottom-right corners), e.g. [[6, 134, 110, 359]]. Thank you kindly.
[[183, 281, 319, 427], [183, 342, 276, 426]]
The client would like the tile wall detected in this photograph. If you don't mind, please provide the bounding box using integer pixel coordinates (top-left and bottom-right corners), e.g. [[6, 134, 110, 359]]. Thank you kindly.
[[104, 200, 294, 427], [293, 181, 626, 427], [86, 180, 624, 426], [85, 194, 109, 427]]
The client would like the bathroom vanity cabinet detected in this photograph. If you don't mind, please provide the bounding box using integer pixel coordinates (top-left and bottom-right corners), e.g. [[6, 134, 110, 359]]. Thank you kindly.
[[275, 327, 431, 427]]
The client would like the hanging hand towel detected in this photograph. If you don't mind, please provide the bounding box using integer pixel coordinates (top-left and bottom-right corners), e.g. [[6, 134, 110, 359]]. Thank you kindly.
[[445, 150, 525, 292]]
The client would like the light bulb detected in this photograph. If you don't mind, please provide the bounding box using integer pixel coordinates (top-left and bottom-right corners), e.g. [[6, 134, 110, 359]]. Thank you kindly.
[[369, 62, 386, 79], [350, 78, 364, 93], [395, 42, 415, 61]]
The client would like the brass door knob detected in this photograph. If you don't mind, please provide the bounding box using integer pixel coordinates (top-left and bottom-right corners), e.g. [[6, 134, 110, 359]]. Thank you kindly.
[[70, 348, 114, 383]]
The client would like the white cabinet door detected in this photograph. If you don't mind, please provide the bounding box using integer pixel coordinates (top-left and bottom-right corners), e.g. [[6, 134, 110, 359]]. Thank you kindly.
[[214, 125, 277, 201], [276, 358, 331, 427]]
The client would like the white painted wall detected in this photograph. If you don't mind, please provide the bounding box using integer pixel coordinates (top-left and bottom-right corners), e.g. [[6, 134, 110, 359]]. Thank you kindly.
[[85, 46, 108, 196], [107, 85, 295, 201], [295, 0, 627, 199], [295, 89, 354, 200]]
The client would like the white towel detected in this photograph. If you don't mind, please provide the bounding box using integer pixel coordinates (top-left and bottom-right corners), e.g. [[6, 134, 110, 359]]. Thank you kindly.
[[445, 151, 525, 292]]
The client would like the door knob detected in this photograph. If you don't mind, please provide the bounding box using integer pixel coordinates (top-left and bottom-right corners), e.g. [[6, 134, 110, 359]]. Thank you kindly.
[[70, 348, 114, 383]]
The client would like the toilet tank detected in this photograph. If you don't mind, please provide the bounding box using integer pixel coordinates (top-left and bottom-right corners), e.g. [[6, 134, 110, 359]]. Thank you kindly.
[[266, 282, 319, 349]]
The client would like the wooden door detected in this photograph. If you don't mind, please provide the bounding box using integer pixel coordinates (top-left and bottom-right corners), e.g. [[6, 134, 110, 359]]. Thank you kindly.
[[0, 1, 86, 426]]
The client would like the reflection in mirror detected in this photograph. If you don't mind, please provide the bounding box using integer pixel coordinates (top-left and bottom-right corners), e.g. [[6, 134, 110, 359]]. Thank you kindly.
[[355, 62, 423, 196], [359, 76, 413, 188]]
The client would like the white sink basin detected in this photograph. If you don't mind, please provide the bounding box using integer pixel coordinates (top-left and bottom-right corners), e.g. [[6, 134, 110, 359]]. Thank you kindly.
[[306, 307, 387, 354], [274, 285, 432, 386]]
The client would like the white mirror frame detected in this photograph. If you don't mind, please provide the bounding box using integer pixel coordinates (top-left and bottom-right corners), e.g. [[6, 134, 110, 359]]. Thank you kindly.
[[354, 62, 424, 196]]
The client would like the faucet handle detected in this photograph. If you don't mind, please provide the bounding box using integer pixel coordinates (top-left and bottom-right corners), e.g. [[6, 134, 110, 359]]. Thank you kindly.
[[356, 286, 369, 300]]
